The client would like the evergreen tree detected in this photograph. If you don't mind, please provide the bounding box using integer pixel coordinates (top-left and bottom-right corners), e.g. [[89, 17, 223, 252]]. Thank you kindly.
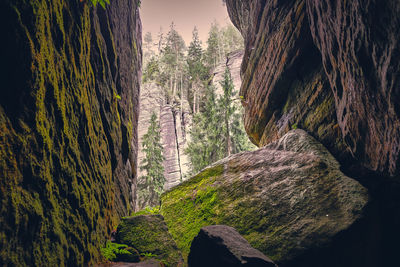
[[160, 22, 186, 102], [221, 24, 244, 54], [218, 66, 255, 156], [205, 21, 223, 69], [143, 32, 154, 64], [138, 112, 165, 208], [186, 85, 224, 173], [219, 66, 235, 157], [187, 27, 207, 113]]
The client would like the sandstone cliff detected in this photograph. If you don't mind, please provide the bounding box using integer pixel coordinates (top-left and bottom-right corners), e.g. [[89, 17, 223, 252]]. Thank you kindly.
[[0, 0, 141, 265], [137, 82, 192, 195], [225, 0, 400, 178]]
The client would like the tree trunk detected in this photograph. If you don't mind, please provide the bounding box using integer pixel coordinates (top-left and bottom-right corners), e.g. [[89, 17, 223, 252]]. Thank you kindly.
[[225, 110, 231, 157]]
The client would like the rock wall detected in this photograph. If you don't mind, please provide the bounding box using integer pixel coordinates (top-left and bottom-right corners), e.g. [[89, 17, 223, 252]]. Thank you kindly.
[[225, 0, 400, 178], [0, 0, 141, 266], [137, 82, 192, 194], [212, 50, 244, 96]]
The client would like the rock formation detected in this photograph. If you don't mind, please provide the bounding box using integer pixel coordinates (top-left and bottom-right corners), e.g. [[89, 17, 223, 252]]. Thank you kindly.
[[116, 215, 184, 267], [161, 130, 370, 266], [0, 0, 141, 265], [212, 50, 244, 96], [188, 225, 277, 267], [137, 82, 192, 193], [225, 0, 400, 178]]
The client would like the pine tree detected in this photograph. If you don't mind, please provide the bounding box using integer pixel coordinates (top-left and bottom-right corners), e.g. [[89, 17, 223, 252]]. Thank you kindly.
[[187, 27, 207, 113], [160, 22, 186, 102], [218, 66, 255, 156], [138, 112, 165, 208], [205, 21, 223, 69], [186, 85, 224, 173], [219, 66, 235, 157]]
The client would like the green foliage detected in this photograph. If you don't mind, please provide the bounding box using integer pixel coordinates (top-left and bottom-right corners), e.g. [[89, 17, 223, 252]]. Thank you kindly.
[[186, 67, 254, 174], [101, 241, 135, 262], [138, 112, 165, 208], [186, 85, 225, 173], [89, 0, 110, 9], [141, 252, 158, 258], [114, 92, 121, 100], [142, 56, 160, 83], [131, 206, 160, 216]]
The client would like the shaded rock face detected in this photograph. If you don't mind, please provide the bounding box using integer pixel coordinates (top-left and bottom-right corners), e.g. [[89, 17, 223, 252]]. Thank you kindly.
[[161, 130, 371, 266], [116, 215, 184, 267], [225, 0, 400, 177], [0, 0, 141, 266], [188, 225, 277, 267]]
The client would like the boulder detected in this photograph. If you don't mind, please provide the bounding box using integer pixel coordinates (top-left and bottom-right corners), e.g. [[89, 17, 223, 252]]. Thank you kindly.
[[161, 129, 369, 265], [188, 225, 277, 267], [116, 215, 183, 267]]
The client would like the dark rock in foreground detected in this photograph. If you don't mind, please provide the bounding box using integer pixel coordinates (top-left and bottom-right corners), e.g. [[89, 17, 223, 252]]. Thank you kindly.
[[116, 215, 183, 267], [188, 225, 277, 267], [161, 129, 369, 265]]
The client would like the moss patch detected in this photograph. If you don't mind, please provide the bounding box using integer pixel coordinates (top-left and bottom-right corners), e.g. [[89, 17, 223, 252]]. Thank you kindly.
[[116, 215, 183, 267], [0, 0, 141, 266]]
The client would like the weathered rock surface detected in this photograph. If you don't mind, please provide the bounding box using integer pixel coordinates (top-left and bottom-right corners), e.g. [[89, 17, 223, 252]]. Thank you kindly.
[[116, 215, 184, 267], [0, 0, 141, 265], [161, 130, 369, 265], [212, 50, 244, 96], [137, 81, 192, 197], [188, 225, 277, 267], [225, 0, 400, 177]]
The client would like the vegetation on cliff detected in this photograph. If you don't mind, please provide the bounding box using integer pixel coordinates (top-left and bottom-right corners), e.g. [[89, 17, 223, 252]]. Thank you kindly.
[[138, 112, 166, 208], [0, 0, 141, 265]]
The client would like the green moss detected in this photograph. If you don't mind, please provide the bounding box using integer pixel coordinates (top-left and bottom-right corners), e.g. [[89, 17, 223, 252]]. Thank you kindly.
[[116, 215, 183, 267], [160, 165, 224, 259], [160, 163, 301, 263], [131, 206, 160, 217], [1, 0, 140, 266]]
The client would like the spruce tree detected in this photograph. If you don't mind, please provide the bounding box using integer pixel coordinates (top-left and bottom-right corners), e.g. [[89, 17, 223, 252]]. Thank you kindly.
[[138, 112, 165, 208], [186, 85, 224, 173], [219, 66, 255, 155], [219, 66, 235, 157], [187, 27, 207, 113]]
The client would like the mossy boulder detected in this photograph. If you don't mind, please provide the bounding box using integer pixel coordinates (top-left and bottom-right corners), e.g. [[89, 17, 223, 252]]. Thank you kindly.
[[116, 214, 183, 267], [161, 129, 369, 266]]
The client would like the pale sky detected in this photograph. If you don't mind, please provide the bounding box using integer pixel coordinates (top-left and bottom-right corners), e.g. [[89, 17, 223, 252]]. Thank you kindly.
[[140, 0, 232, 46]]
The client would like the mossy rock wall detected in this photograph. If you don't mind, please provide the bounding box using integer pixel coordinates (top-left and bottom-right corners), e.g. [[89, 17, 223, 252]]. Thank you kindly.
[[0, 0, 141, 266]]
